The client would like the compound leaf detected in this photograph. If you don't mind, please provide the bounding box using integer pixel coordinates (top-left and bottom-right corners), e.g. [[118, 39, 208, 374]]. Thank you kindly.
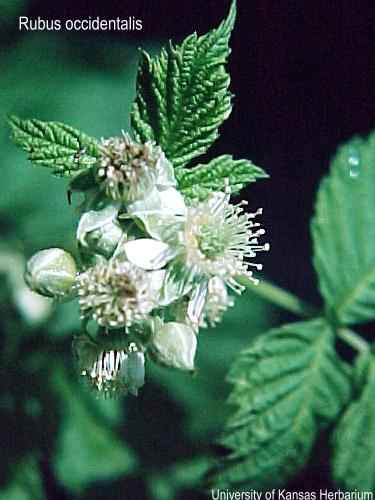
[[211, 319, 350, 490], [332, 350, 375, 491], [131, 1, 236, 169]]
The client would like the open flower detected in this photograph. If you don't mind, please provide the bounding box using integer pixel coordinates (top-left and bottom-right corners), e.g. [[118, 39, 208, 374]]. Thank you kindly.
[[179, 192, 269, 290], [123, 191, 269, 325], [76, 258, 163, 329], [95, 133, 176, 203]]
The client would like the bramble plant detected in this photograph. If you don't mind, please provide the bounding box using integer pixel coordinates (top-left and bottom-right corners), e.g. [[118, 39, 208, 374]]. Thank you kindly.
[[8, 0, 375, 493]]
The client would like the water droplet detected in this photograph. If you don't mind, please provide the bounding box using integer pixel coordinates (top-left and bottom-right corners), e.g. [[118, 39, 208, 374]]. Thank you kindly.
[[348, 154, 360, 178]]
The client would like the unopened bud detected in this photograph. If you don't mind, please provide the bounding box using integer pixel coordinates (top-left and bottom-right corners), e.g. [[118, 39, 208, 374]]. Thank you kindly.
[[25, 248, 77, 300], [151, 321, 197, 371], [77, 204, 123, 258]]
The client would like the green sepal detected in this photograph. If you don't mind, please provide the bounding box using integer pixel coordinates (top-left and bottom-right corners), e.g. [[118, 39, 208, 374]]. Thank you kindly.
[[69, 168, 97, 192]]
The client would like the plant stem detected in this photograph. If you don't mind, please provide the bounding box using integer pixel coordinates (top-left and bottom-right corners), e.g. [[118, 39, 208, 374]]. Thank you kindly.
[[239, 276, 370, 354], [238, 276, 318, 318], [337, 328, 369, 354]]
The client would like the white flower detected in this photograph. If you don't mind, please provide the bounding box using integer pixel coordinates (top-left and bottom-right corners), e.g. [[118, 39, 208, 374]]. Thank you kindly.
[[24, 248, 77, 300], [179, 192, 269, 291], [95, 133, 176, 203], [151, 319, 197, 371], [76, 258, 162, 329], [122, 190, 269, 326], [77, 203, 124, 258], [75, 337, 145, 395], [126, 191, 268, 289]]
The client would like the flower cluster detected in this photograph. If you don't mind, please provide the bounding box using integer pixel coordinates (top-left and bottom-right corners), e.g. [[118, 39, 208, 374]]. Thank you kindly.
[[25, 135, 269, 396]]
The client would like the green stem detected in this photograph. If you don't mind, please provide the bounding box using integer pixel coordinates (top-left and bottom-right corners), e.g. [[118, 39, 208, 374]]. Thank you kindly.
[[238, 277, 318, 318], [337, 328, 369, 354], [239, 276, 370, 355]]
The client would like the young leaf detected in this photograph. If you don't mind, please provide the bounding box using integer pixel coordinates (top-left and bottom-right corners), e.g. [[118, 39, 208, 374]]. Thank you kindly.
[[211, 319, 351, 490], [332, 350, 375, 491], [176, 155, 268, 200], [131, 1, 236, 169], [9, 115, 100, 177], [312, 131, 375, 324]]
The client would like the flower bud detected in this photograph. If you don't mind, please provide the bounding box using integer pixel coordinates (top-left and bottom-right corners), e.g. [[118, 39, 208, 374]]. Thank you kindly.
[[151, 320, 197, 371], [25, 248, 77, 300], [77, 204, 123, 258]]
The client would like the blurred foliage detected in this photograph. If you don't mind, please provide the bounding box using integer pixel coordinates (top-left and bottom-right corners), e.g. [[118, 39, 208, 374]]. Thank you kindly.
[[0, 31, 276, 499]]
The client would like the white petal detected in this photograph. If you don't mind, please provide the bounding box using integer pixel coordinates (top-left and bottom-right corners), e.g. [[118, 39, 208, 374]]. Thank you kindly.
[[159, 262, 195, 306], [149, 270, 166, 297], [159, 187, 186, 215], [187, 281, 208, 326], [155, 154, 177, 187], [152, 322, 197, 371], [207, 191, 229, 216], [127, 186, 162, 215], [138, 214, 183, 241], [77, 203, 120, 245], [123, 239, 175, 270], [124, 352, 145, 396], [129, 187, 186, 216]]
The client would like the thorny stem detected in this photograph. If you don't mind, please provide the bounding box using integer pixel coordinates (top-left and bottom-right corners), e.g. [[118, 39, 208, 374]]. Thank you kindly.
[[240, 276, 370, 354]]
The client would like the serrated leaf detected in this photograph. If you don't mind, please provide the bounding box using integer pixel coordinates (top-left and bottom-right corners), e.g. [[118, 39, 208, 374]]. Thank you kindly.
[[131, 1, 236, 169], [332, 350, 375, 491], [52, 365, 137, 494], [9, 115, 100, 176], [176, 155, 268, 199], [312, 131, 375, 324], [211, 319, 351, 490]]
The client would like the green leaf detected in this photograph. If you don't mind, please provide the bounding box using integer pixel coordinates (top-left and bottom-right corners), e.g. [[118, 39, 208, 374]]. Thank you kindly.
[[131, 1, 236, 169], [312, 131, 375, 324], [211, 318, 351, 490], [9, 115, 100, 177], [176, 155, 268, 200], [52, 365, 137, 494], [332, 350, 375, 491]]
